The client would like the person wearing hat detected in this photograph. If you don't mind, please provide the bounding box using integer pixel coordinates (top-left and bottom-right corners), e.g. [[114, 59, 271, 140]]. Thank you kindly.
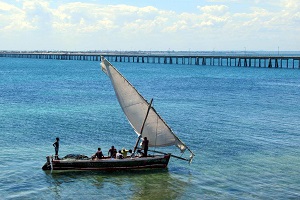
[[121, 148, 129, 158]]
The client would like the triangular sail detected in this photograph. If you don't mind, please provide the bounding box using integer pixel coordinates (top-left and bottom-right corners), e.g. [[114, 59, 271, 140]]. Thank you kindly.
[[101, 57, 194, 158]]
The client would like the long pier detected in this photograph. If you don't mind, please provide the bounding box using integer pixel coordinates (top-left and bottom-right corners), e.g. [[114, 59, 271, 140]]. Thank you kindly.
[[0, 51, 299, 69]]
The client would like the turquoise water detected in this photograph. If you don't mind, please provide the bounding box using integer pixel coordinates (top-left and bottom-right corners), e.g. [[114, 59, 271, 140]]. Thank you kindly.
[[0, 57, 299, 199]]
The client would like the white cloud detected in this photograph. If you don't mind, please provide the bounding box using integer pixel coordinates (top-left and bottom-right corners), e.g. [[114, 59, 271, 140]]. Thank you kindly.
[[0, 1, 36, 31], [0, 0, 299, 50], [206, 0, 237, 2], [198, 5, 229, 14], [0, 1, 17, 11]]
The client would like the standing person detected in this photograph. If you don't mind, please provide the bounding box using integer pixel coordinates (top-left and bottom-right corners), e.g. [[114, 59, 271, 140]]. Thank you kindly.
[[53, 137, 59, 160], [108, 146, 117, 158], [141, 137, 149, 157]]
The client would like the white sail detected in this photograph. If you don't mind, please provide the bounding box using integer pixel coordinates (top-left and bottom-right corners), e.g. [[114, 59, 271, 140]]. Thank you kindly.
[[101, 57, 194, 157]]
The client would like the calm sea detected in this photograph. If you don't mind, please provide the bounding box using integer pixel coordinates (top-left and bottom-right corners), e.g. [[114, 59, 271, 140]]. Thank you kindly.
[[0, 56, 299, 199]]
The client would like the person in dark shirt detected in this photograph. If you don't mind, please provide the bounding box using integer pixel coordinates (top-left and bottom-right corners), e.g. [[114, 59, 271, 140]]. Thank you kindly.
[[128, 149, 134, 158], [53, 137, 59, 159], [142, 137, 149, 157], [93, 147, 104, 160], [108, 146, 117, 158]]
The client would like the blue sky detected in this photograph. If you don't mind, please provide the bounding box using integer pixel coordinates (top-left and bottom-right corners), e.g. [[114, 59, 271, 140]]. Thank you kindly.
[[0, 0, 299, 51]]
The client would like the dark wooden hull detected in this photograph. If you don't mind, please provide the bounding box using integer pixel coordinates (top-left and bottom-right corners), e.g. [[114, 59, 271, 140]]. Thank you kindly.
[[42, 154, 171, 171]]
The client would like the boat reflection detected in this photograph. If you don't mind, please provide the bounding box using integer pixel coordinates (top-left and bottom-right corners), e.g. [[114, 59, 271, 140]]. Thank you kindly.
[[44, 169, 188, 199]]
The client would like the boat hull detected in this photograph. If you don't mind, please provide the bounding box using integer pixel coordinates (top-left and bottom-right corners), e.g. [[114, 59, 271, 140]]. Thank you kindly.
[[42, 154, 171, 171]]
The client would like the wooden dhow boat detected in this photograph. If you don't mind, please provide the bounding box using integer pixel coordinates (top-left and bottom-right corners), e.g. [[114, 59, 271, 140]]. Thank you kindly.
[[42, 56, 194, 171]]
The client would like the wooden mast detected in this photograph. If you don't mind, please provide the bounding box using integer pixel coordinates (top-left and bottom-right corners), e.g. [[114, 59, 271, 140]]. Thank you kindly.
[[133, 98, 153, 154]]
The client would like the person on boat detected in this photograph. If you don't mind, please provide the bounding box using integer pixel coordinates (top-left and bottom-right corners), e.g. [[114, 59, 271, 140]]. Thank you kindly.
[[92, 148, 104, 160], [128, 149, 134, 158], [108, 146, 117, 158], [121, 147, 129, 158], [53, 137, 59, 160], [141, 137, 149, 157], [116, 150, 124, 159]]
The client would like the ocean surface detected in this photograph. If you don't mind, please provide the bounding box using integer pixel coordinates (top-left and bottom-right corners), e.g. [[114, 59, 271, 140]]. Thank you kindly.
[[0, 56, 299, 199]]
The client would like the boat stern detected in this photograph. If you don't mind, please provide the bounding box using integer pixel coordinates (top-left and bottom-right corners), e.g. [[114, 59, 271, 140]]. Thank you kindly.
[[42, 156, 52, 170]]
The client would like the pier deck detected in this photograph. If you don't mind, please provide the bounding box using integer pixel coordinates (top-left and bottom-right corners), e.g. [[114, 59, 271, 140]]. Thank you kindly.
[[0, 51, 299, 69]]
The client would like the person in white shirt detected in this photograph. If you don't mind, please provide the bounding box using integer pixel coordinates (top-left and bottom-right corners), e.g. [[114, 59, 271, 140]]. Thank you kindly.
[[116, 150, 124, 159]]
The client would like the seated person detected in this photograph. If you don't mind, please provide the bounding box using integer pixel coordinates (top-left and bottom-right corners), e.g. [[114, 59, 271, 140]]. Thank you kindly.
[[136, 149, 144, 157], [108, 146, 117, 158], [92, 148, 104, 160], [121, 148, 129, 158], [116, 150, 124, 159], [128, 149, 134, 158]]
